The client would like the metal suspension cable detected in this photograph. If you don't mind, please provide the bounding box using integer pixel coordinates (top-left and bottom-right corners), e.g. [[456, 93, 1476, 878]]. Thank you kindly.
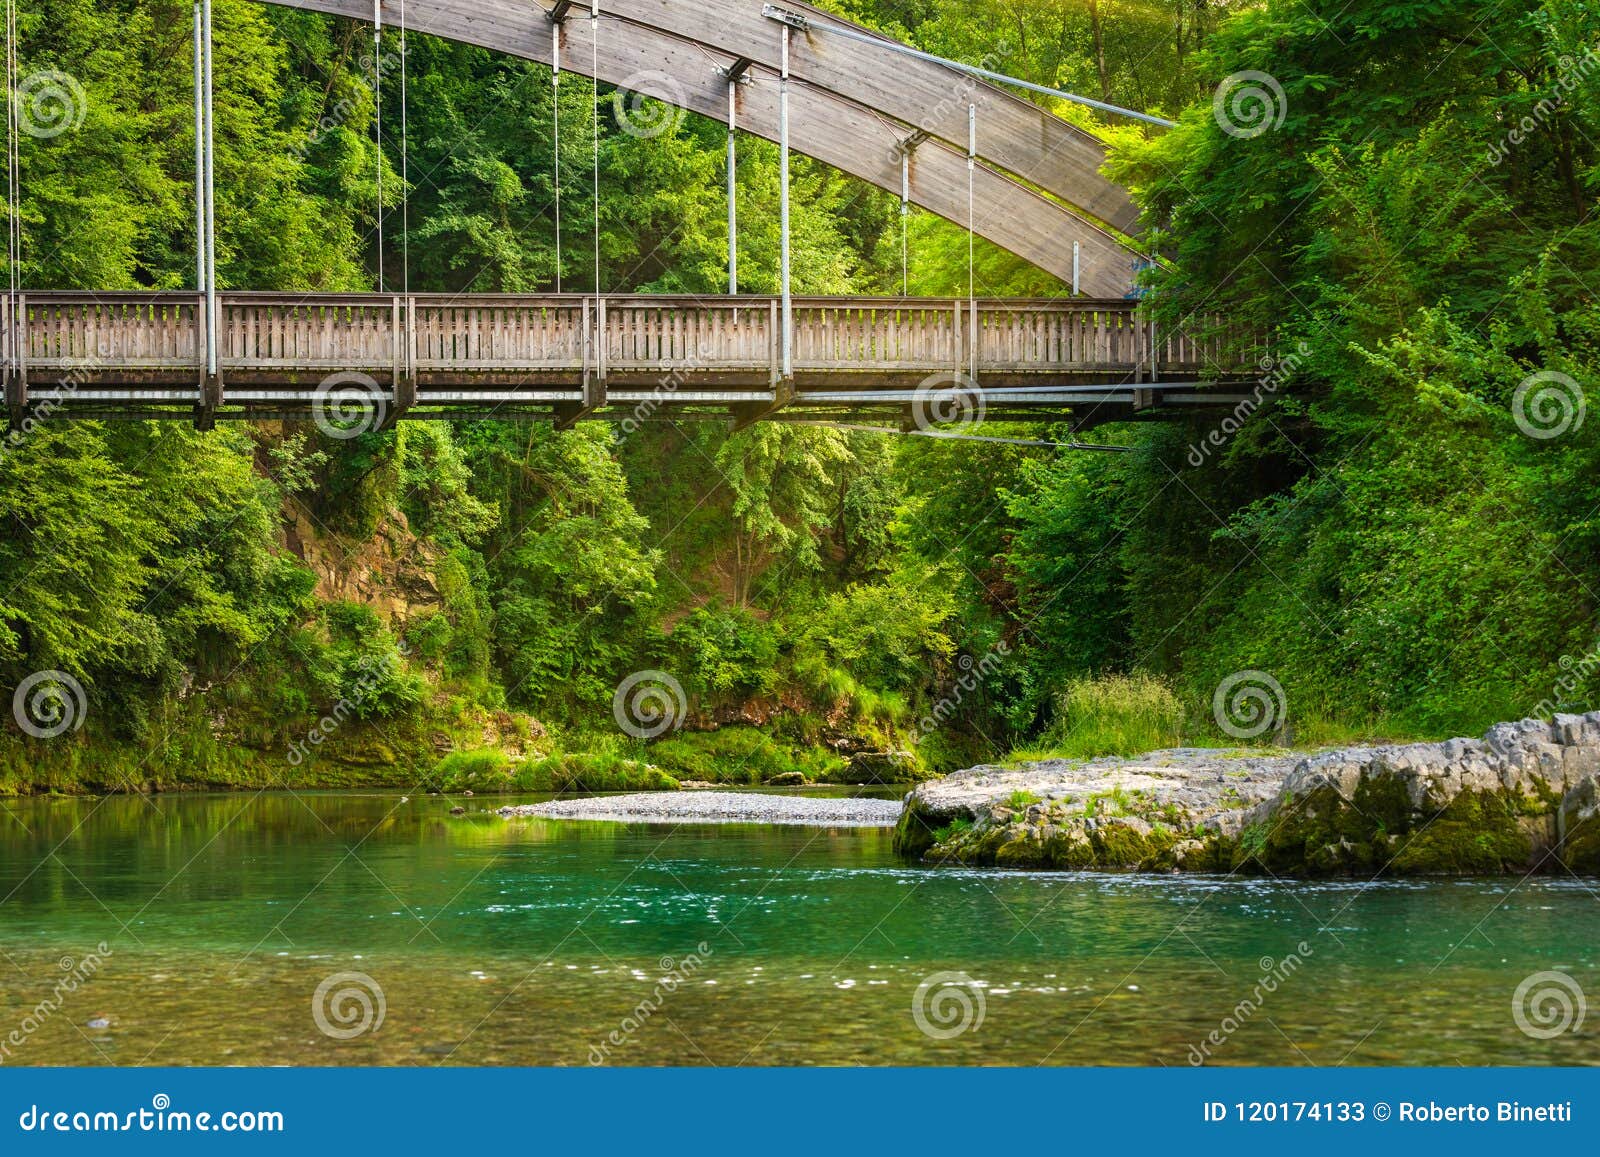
[[372, 1, 383, 292], [6, 0, 18, 309], [900, 150, 908, 296], [399, 0, 409, 296], [203, 0, 216, 379], [966, 103, 977, 388], [966, 103, 974, 310], [193, 4, 205, 294], [760, 5, 1175, 129], [4, 0, 16, 397], [551, 17, 561, 292], [590, 1, 600, 296]]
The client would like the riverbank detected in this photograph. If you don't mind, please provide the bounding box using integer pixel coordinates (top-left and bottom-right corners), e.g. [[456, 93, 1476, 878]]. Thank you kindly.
[[497, 790, 901, 827], [894, 712, 1600, 875]]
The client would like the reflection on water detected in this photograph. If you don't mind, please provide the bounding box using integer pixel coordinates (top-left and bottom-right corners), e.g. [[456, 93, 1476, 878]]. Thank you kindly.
[[0, 791, 1595, 1066]]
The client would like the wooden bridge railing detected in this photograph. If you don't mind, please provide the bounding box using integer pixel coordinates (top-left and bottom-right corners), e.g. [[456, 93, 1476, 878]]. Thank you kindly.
[[3, 293, 1252, 404]]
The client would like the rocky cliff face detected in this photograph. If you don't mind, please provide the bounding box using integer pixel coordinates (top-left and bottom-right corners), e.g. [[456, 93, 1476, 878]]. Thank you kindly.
[[894, 713, 1600, 875]]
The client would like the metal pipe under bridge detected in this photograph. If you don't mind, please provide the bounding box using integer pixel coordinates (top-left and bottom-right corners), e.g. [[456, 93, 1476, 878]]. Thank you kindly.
[[3, 293, 1258, 430]]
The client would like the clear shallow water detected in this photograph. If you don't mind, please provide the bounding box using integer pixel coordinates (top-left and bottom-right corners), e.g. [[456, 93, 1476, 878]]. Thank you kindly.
[[0, 791, 1596, 1066]]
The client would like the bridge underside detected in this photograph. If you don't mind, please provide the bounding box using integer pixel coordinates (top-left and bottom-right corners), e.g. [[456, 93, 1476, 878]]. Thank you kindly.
[[23, 386, 1243, 431]]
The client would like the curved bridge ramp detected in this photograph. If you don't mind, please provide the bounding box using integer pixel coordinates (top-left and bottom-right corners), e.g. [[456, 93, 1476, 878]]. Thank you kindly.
[[255, 0, 1147, 295]]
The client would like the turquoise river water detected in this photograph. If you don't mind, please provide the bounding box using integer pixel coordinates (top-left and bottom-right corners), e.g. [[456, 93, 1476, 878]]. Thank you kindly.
[[0, 791, 1595, 1066]]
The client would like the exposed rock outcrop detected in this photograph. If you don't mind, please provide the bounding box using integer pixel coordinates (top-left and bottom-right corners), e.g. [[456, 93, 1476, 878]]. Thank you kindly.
[[895, 713, 1600, 875]]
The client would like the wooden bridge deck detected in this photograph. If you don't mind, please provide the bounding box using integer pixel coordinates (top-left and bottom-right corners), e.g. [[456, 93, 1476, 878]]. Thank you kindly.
[[3, 293, 1255, 427]]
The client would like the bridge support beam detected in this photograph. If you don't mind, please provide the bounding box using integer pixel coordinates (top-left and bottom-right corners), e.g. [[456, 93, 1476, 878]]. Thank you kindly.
[[731, 378, 795, 431], [557, 296, 607, 429], [4, 371, 24, 432], [195, 372, 223, 431], [555, 375, 606, 429], [379, 375, 416, 432]]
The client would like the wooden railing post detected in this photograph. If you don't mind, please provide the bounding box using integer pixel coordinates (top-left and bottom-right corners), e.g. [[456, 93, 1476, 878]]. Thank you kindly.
[[769, 297, 779, 387], [953, 297, 963, 381]]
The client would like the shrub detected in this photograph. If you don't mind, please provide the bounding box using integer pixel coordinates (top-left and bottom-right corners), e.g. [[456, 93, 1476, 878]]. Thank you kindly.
[[1040, 674, 1187, 759], [436, 748, 512, 790]]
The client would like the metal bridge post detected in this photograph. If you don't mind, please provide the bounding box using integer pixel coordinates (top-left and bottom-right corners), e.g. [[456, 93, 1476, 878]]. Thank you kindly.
[[380, 295, 413, 430], [558, 293, 605, 429], [198, 0, 221, 430], [4, 292, 24, 429], [778, 24, 792, 382], [727, 79, 738, 297], [193, 4, 205, 298]]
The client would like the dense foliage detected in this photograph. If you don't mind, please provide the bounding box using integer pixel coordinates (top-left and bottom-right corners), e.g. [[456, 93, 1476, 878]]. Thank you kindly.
[[1, 0, 1595, 789]]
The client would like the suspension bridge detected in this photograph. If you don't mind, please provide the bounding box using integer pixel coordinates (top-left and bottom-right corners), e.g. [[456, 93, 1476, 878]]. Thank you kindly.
[[2, 0, 1260, 431]]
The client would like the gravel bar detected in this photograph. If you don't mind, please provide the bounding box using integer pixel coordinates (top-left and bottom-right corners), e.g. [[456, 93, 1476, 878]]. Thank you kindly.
[[496, 791, 902, 827]]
